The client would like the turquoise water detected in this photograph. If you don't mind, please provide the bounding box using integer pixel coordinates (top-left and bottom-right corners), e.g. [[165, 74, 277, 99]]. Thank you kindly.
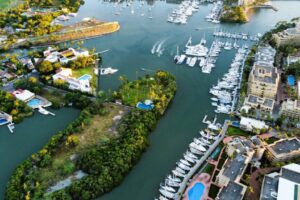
[[27, 98, 41, 108], [188, 182, 205, 200], [211, 146, 221, 160], [78, 74, 92, 81]]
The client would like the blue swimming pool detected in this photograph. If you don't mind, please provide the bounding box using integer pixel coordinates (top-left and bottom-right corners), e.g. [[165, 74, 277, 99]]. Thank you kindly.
[[27, 98, 42, 108], [136, 102, 154, 110], [188, 183, 205, 200], [78, 74, 92, 81], [231, 121, 240, 127], [287, 75, 295, 86]]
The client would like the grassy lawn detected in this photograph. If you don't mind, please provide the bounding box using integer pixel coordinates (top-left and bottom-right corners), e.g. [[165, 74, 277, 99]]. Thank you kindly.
[[72, 66, 94, 78], [36, 104, 124, 189], [227, 126, 251, 137], [0, 0, 20, 10], [40, 89, 67, 105], [264, 137, 280, 144], [72, 66, 97, 90], [217, 152, 228, 170], [119, 82, 152, 106], [208, 184, 220, 199], [203, 163, 215, 175]]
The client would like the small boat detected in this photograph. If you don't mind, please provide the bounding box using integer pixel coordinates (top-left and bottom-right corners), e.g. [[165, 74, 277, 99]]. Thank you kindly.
[[160, 184, 176, 193], [180, 159, 191, 166], [100, 67, 118, 75], [159, 196, 169, 200], [211, 97, 218, 101], [177, 162, 191, 171], [189, 147, 204, 155], [166, 179, 180, 187], [167, 175, 181, 183], [159, 189, 175, 199], [175, 167, 186, 174], [183, 154, 196, 163], [189, 142, 207, 152], [186, 151, 198, 159], [172, 170, 185, 178]]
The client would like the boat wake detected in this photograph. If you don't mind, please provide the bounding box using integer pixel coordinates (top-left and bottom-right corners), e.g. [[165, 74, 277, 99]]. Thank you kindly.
[[151, 38, 168, 56]]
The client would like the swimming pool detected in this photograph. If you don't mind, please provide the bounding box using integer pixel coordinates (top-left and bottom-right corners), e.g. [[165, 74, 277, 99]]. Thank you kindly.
[[211, 146, 221, 160], [27, 98, 42, 108], [136, 102, 154, 110], [188, 182, 205, 200], [78, 74, 92, 81], [287, 75, 295, 86]]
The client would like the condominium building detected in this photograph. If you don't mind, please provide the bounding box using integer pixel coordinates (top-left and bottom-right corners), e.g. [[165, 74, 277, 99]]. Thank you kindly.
[[247, 64, 280, 99], [260, 163, 300, 200], [273, 22, 300, 47], [266, 137, 300, 162], [243, 95, 275, 114], [279, 99, 300, 119], [215, 152, 253, 200]]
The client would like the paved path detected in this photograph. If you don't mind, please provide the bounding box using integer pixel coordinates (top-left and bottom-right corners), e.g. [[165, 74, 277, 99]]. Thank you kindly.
[[245, 167, 279, 200]]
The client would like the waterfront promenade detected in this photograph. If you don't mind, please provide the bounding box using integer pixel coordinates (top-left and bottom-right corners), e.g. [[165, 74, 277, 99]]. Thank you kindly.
[[175, 120, 229, 200]]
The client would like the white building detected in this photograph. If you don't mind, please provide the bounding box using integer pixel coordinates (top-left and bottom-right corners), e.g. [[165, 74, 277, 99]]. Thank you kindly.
[[44, 48, 89, 65], [260, 163, 300, 200], [12, 89, 35, 102], [52, 68, 92, 93], [240, 117, 269, 132]]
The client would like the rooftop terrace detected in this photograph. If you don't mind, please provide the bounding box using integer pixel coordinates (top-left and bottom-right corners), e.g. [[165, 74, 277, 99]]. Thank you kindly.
[[269, 138, 300, 155], [223, 154, 246, 181], [217, 181, 245, 200]]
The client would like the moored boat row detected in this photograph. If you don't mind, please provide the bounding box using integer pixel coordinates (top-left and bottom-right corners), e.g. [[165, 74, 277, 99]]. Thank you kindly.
[[156, 125, 221, 200]]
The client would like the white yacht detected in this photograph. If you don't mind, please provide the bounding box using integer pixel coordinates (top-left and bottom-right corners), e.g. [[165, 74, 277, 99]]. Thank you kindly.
[[183, 154, 196, 163], [100, 67, 118, 75], [159, 189, 175, 199], [177, 162, 191, 171], [180, 159, 191, 166], [189, 142, 207, 152], [160, 184, 176, 193]]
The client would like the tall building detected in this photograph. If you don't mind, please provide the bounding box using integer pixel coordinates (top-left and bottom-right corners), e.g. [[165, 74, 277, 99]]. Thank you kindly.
[[260, 163, 300, 200], [266, 137, 300, 162], [273, 22, 300, 47], [247, 64, 280, 99], [279, 99, 300, 119]]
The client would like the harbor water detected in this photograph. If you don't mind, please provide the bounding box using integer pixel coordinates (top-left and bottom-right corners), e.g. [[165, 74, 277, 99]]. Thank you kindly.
[[1, 0, 300, 199]]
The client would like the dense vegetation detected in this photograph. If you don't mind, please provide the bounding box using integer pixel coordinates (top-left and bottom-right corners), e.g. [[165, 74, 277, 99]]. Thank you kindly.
[[5, 71, 177, 200], [0, 90, 32, 122], [14, 76, 43, 94], [0, 0, 84, 50], [261, 20, 296, 47], [220, 6, 248, 23]]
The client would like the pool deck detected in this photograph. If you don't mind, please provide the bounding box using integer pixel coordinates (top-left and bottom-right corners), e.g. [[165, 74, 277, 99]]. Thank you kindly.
[[182, 173, 211, 200]]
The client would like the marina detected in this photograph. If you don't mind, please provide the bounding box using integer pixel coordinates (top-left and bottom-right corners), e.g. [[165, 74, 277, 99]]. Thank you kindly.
[[1, 0, 300, 199], [167, 0, 200, 24], [156, 119, 228, 200], [210, 46, 249, 114]]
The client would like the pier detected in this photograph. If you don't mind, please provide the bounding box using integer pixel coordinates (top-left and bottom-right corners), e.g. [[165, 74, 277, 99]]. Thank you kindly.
[[174, 121, 229, 199]]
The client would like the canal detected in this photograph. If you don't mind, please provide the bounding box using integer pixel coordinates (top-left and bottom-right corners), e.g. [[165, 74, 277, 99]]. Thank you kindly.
[[1, 0, 300, 199]]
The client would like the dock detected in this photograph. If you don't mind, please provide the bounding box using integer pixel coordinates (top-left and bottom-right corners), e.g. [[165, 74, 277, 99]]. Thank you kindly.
[[7, 123, 15, 133], [174, 121, 229, 199]]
